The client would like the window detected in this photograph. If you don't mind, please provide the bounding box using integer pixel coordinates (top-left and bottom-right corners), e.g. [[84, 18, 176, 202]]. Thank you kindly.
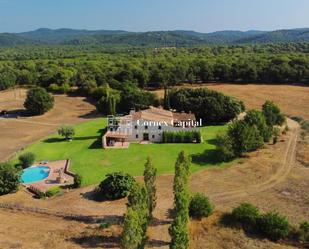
[[134, 125, 138, 129], [110, 128, 113, 132], [136, 134, 139, 139], [158, 126, 162, 130], [152, 135, 155, 139], [145, 125, 148, 130]]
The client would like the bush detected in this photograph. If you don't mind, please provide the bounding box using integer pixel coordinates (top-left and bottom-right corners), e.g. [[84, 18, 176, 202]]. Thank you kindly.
[[19, 152, 35, 169], [58, 125, 75, 141], [301, 120, 309, 132], [258, 211, 291, 241], [231, 203, 260, 227], [162, 131, 201, 143], [189, 193, 214, 219], [98, 172, 136, 200], [0, 163, 20, 195], [290, 116, 304, 123], [24, 87, 54, 115], [45, 186, 63, 197], [73, 174, 82, 188], [297, 221, 309, 242]]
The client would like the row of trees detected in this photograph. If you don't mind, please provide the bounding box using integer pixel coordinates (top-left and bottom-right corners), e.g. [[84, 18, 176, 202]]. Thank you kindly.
[[1, 43, 309, 91], [216, 101, 285, 161], [121, 157, 157, 248]]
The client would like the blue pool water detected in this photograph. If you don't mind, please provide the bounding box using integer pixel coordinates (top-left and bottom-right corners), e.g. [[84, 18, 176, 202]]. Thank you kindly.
[[21, 166, 50, 184]]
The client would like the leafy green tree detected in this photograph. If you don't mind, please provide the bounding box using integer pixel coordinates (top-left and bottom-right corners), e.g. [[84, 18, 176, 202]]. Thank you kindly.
[[262, 101, 285, 127], [215, 133, 235, 161], [18, 152, 35, 169], [228, 120, 264, 155], [98, 172, 136, 200], [0, 163, 20, 195], [24, 87, 54, 115], [244, 109, 273, 142], [58, 125, 75, 141], [143, 157, 157, 220], [231, 203, 260, 226], [0, 69, 17, 90]]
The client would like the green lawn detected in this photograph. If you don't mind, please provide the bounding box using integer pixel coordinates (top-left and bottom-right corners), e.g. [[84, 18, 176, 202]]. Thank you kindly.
[[21, 118, 228, 186]]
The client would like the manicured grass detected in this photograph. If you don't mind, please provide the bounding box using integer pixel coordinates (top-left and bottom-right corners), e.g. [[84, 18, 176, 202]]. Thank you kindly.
[[21, 118, 228, 186]]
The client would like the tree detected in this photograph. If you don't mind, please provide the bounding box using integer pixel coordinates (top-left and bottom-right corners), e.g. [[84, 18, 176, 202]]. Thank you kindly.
[[169, 151, 190, 249], [228, 120, 264, 156], [18, 152, 35, 169], [98, 172, 136, 200], [244, 109, 273, 142], [121, 207, 143, 249], [24, 87, 54, 115], [231, 203, 260, 226], [215, 133, 235, 161], [0, 69, 17, 90], [58, 125, 75, 141], [262, 101, 285, 127], [0, 163, 20, 195], [143, 157, 157, 220], [127, 183, 149, 248]]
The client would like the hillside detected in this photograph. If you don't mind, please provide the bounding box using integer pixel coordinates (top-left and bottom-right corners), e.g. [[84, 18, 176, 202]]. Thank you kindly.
[[0, 28, 309, 47]]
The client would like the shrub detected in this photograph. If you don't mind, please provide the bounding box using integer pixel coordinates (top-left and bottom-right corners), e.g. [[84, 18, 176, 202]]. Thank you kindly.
[[58, 125, 75, 141], [18, 152, 35, 169], [258, 211, 291, 241], [301, 120, 309, 132], [0, 163, 20, 195], [290, 116, 304, 123], [24, 87, 54, 115], [189, 193, 214, 219], [298, 221, 309, 242], [162, 131, 201, 143], [231, 203, 260, 227], [73, 174, 82, 188], [273, 127, 281, 144], [45, 186, 63, 197], [98, 172, 136, 200]]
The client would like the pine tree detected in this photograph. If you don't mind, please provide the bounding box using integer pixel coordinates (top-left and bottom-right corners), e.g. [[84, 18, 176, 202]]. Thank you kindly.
[[143, 157, 157, 220]]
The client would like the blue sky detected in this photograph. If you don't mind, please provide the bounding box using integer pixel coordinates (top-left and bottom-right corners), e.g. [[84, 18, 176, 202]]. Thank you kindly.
[[0, 0, 308, 33]]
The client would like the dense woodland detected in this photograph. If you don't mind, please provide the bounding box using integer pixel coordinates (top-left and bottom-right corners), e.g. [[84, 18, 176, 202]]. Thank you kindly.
[[0, 43, 309, 92]]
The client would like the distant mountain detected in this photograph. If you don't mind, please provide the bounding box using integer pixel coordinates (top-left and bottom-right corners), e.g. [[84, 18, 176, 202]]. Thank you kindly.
[[237, 28, 309, 44], [0, 28, 308, 47]]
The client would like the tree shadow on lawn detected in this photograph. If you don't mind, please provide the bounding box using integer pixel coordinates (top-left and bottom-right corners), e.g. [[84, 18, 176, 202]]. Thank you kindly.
[[191, 149, 223, 166], [43, 136, 100, 143]]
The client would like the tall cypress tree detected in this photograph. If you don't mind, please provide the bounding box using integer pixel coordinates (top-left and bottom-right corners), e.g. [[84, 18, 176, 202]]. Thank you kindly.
[[169, 151, 190, 249], [143, 157, 157, 220]]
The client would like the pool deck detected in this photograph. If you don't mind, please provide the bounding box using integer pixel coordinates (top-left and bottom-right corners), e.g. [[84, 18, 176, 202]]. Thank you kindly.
[[23, 160, 74, 193]]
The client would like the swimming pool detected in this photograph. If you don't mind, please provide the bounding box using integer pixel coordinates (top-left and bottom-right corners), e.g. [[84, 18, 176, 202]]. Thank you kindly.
[[21, 166, 50, 184]]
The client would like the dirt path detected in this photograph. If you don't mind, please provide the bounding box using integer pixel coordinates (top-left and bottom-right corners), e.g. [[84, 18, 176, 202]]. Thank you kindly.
[[147, 119, 300, 249], [212, 118, 299, 202]]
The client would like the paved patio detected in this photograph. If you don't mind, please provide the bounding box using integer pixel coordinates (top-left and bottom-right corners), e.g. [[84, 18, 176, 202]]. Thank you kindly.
[[24, 160, 74, 193]]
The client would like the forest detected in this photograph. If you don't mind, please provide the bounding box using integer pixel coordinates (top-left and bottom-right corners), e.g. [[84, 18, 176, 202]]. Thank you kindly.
[[0, 43, 308, 93]]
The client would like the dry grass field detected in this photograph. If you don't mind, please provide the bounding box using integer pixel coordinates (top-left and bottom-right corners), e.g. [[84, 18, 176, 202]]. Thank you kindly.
[[0, 88, 99, 161], [152, 83, 309, 120], [0, 85, 308, 249]]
